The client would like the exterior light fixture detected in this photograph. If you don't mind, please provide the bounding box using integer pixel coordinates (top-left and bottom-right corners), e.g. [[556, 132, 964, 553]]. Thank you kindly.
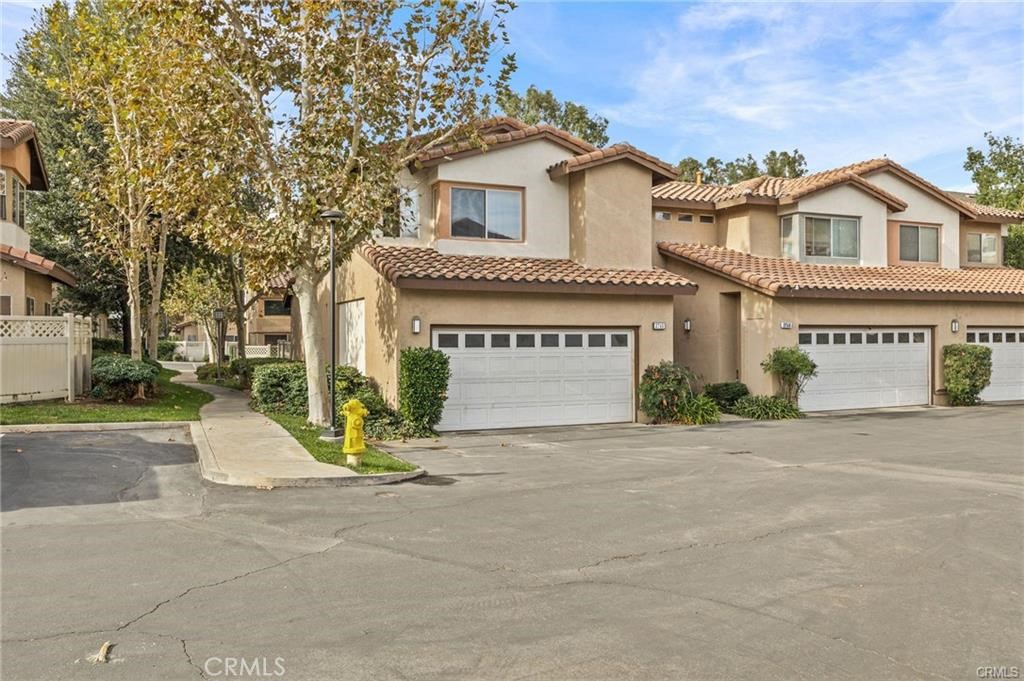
[[319, 208, 345, 440], [412, 316, 422, 334], [683, 318, 693, 332], [951, 319, 960, 334]]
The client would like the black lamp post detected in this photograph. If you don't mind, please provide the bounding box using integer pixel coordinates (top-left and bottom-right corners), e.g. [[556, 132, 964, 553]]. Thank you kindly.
[[319, 208, 345, 440], [212, 308, 225, 381]]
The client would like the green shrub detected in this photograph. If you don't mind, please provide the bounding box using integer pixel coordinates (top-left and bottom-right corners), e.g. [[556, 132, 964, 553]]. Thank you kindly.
[[157, 339, 178, 361], [639, 361, 698, 423], [943, 344, 992, 406], [195, 363, 223, 381], [761, 347, 817, 404], [331, 365, 407, 440], [703, 381, 750, 411], [92, 337, 122, 355], [91, 353, 159, 401], [398, 348, 451, 434], [677, 393, 721, 425], [231, 357, 290, 387], [251, 362, 308, 415], [733, 394, 803, 420]]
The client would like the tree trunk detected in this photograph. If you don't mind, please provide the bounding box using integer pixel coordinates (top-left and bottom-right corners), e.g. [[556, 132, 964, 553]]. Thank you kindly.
[[125, 257, 144, 360], [120, 298, 131, 355], [228, 258, 247, 360], [146, 223, 169, 360], [293, 265, 329, 426]]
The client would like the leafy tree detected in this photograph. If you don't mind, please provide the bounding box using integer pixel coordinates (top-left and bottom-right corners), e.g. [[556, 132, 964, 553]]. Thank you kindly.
[[965, 132, 1024, 269], [163, 265, 235, 364], [677, 150, 806, 183], [497, 85, 609, 147], [166, 0, 515, 426]]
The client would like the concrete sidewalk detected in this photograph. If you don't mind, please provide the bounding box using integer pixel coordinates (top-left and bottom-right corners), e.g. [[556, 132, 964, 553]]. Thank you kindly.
[[172, 367, 421, 487]]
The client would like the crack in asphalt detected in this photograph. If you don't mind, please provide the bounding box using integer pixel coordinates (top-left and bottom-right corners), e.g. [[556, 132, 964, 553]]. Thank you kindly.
[[181, 638, 206, 679]]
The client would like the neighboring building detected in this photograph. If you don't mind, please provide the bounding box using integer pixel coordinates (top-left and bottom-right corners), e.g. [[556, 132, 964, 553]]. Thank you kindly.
[[652, 158, 1024, 410], [0, 120, 76, 315], [247, 273, 292, 346], [303, 118, 696, 431]]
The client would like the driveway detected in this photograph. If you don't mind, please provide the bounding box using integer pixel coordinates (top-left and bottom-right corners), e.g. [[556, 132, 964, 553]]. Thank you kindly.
[[2, 407, 1021, 680]]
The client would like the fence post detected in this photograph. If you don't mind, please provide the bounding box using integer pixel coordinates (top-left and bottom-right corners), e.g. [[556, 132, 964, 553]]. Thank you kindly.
[[84, 316, 93, 393], [64, 313, 76, 403]]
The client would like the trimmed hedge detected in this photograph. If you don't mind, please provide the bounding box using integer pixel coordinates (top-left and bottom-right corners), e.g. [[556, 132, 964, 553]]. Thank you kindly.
[[703, 381, 750, 411], [332, 365, 407, 440], [92, 337, 123, 355], [157, 339, 178, 361], [230, 357, 290, 388], [733, 394, 803, 420], [639, 361, 697, 423], [677, 393, 721, 425], [398, 348, 451, 434], [943, 344, 992, 406], [91, 353, 159, 401], [251, 362, 308, 415]]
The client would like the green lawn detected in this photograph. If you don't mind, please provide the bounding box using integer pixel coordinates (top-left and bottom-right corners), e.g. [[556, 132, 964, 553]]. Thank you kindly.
[[198, 375, 245, 391], [0, 369, 213, 425], [264, 411, 418, 475]]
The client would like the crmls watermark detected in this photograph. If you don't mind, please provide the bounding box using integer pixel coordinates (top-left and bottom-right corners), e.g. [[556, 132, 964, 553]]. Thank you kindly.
[[977, 666, 1021, 679], [204, 657, 286, 677]]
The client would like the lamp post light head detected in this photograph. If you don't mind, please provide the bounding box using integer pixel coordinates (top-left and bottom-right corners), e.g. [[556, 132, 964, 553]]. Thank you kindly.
[[319, 209, 345, 222], [212, 308, 225, 321]]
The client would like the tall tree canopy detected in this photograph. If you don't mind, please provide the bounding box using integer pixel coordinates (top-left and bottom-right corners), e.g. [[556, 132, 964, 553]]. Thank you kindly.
[[497, 85, 609, 147], [678, 149, 807, 184], [166, 0, 515, 425], [965, 132, 1024, 269]]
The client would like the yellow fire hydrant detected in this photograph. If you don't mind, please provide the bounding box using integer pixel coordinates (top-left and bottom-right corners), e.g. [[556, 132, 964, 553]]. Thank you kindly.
[[341, 398, 369, 466]]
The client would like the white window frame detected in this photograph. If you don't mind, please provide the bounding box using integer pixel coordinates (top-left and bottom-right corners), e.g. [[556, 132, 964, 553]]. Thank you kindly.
[[0, 169, 6, 221], [698, 214, 715, 224], [11, 176, 26, 228], [25, 296, 35, 316], [898, 223, 940, 263], [967, 232, 998, 264], [398, 186, 419, 238], [448, 185, 523, 241], [677, 213, 693, 222], [654, 211, 672, 221], [800, 213, 860, 261]]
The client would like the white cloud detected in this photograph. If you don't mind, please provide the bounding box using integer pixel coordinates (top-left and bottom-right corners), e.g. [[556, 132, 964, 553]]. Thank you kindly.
[[602, 0, 1024, 179]]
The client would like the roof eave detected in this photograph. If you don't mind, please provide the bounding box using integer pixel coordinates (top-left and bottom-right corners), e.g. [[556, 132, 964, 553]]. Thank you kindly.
[[862, 164, 976, 219], [393, 276, 697, 296]]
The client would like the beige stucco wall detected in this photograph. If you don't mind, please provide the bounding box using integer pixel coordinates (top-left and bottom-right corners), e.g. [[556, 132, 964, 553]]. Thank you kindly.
[[247, 297, 292, 342], [959, 221, 1004, 267], [571, 161, 655, 269], [0, 260, 26, 314], [24, 270, 54, 313], [664, 258, 1024, 401], [791, 184, 890, 266], [0, 144, 33, 187], [396, 289, 676, 420], [427, 139, 574, 259], [864, 170, 960, 268], [651, 211, 717, 251], [715, 205, 780, 257]]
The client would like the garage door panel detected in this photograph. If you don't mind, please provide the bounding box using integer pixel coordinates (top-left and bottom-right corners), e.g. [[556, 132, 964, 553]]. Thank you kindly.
[[967, 328, 1024, 402], [800, 327, 929, 411], [435, 327, 635, 430]]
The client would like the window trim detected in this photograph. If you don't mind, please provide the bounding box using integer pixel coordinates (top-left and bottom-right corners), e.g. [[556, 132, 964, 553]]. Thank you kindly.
[[654, 210, 673, 222], [25, 296, 35, 316], [0, 169, 6, 221], [263, 298, 290, 316], [781, 213, 860, 262], [895, 222, 940, 264], [698, 214, 715, 224], [677, 213, 693, 222], [966, 232, 999, 265], [0, 294, 11, 316], [435, 180, 526, 243]]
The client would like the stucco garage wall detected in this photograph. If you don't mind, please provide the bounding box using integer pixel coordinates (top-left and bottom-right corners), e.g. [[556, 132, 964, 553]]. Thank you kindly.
[[396, 289, 676, 420]]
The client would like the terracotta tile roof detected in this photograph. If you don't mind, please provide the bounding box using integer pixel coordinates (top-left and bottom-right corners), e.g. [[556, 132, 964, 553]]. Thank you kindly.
[[265, 272, 293, 290], [945, 191, 1024, 220], [414, 122, 596, 167], [0, 244, 76, 287], [362, 245, 696, 295], [658, 242, 1024, 302], [651, 181, 733, 204], [548, 143, 678, 181], [0, 120, 37, 147]]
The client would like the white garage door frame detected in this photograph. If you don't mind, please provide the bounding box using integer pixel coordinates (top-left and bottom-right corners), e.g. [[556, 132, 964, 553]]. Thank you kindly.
[[336, 298, 366, 374], [433, 327, 636, 431], [966, 327, 1024, 402], [798, 326, 931, 411]]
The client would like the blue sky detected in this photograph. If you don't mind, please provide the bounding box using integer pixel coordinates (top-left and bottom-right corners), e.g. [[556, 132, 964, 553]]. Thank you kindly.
[[3, 0, 1022, 190]]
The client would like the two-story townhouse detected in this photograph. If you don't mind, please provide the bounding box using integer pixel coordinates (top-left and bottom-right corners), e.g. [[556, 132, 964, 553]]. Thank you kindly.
[[0, 120, 76, 316], [305, 118, 696, 430], [652, 158, 1024, 410]]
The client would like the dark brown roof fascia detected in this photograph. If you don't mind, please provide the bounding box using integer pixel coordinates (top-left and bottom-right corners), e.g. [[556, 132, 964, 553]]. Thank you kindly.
[[393, 276, 697, 296]]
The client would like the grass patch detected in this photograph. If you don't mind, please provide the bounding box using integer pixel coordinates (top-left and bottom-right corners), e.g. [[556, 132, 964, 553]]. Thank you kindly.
[[264, 411, 417, 475], [198, 376, 245, 391], [0, 369, 213, 425]]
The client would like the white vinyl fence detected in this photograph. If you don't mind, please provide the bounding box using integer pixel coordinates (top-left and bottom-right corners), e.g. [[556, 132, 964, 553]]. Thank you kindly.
[[0, 314, 92, 403], [226, 341, 292, 360], [173, 340, 208, 362]]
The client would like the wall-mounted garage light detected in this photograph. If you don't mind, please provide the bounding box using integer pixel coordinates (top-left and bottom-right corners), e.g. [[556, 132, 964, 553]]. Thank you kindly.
[[951, 319, 960, 334], [682, 318, 692, 332], [412, 316, 422, 335]]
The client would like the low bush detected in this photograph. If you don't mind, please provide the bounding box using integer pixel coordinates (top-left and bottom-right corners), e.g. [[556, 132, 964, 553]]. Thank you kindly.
[[331, 365, 407, 440], [943, 344, 992, 406], [677, 393, 721, 425], [703, 381, 750, 411], [230, 357, 290, 388], [157, 339, 178, 361], [91, 353, 159, 401], [732, 394, 803, 420], [398, 348, 451, 435], [639, 361, 698, 423], [195, 363, 223, 381], [92, 337, 122, 355], [251, 362, 308, 415], [761, 346, 817, 404]]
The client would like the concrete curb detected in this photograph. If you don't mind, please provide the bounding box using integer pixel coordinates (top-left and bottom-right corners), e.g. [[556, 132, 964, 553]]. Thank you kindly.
[[0, 421, 192, 434], [188, 422, 427, 488]]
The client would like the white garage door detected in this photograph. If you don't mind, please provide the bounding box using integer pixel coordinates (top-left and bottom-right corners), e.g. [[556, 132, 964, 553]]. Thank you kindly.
[[967, 328, 1024, 402], [798, 327, 930, 411], [434, 328, 634, 431]]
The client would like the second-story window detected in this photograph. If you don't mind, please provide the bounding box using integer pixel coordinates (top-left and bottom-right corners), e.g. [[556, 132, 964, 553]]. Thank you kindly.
[[898, 224, 939, 263], [967, 233, 998, 264], [804, 215, 858, 259], [0, 169, 6, 221], [450, 186, 522, 240], [264, 299, 290, 316], [12, 176, 26, 228]]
